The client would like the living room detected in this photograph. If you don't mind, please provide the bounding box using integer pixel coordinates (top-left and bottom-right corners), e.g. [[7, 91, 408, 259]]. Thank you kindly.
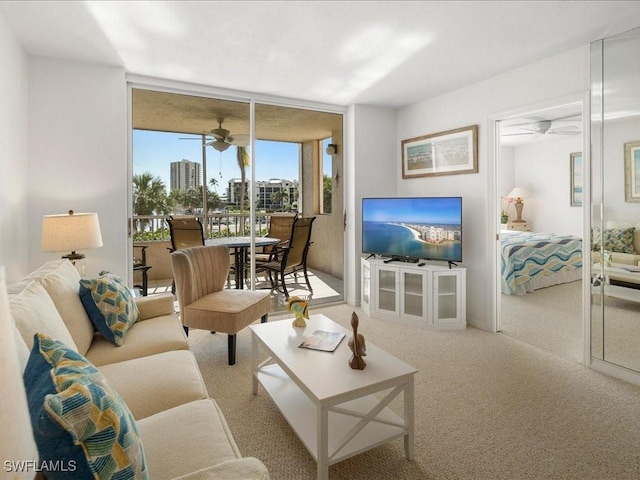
[[3, 2, 640, 479]]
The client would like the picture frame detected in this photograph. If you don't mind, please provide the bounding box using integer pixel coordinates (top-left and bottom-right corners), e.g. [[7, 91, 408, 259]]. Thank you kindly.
[[570, 152, 583, 206], [401, 125, 478, 179], [624, 141, 640, 203]]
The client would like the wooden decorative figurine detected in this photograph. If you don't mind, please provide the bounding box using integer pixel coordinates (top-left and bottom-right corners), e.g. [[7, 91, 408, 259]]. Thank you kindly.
[[288, 296, 309, 328], [348, 312, 367, 370]]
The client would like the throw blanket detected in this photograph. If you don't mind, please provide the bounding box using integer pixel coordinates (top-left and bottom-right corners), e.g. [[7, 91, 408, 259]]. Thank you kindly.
[[501, 232, 583, 295]]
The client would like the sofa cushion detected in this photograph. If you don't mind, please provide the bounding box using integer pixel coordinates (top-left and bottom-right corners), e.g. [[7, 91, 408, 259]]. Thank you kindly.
[[0, 267, 39, 467], [85, 313, 189, 367], [98, 350, 208, 420], [23, 333, 148, 480], [36, 259, 95, 355], [80, 271, 140, 346], [10, 280, 78, 351], [171, 459, 271, 480], [136, 399, 242, 480]]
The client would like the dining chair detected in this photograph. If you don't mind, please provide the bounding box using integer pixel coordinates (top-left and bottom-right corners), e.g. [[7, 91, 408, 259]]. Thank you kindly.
[[261, 216, 316, 298], [254, 212, 298, 264], [171, 245, 271, 365], [166, 216, 205, 293]]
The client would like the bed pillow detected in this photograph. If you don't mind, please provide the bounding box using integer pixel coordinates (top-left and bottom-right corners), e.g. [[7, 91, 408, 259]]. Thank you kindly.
[[23, 333, 148, 480], [79, 271, 139, 346]]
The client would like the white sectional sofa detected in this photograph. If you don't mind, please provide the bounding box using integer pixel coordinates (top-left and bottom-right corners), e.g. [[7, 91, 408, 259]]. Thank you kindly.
[[0, 259, 269, 480]]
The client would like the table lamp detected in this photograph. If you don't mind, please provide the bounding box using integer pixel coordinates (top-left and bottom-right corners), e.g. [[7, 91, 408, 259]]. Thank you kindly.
[[41, 210, 103, 263], [508, 187, 530, 223]]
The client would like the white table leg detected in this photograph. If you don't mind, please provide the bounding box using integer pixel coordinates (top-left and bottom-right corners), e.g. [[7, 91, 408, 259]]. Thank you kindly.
[[404, 375, 415, 460], [251, 333, 259, 395], [317, 404, 329, 480]]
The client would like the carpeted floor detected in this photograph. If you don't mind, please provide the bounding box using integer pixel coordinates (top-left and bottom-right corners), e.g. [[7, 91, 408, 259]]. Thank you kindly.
[[187, 303, 640, 480]]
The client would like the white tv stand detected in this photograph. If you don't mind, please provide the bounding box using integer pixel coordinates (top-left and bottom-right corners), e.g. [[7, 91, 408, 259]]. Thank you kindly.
[[361, 256, 466, 330]]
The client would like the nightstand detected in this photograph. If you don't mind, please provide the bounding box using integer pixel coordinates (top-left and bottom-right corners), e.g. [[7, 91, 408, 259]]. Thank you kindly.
[[507, 221, 531, 232]]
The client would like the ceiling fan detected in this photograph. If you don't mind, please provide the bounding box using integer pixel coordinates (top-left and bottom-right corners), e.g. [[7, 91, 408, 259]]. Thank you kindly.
[[181, 118, 249, 152], [502, 116, 581, 138]]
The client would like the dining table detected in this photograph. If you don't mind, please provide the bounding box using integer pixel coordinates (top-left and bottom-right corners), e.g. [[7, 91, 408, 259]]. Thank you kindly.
[[205, 236, 280, 289]]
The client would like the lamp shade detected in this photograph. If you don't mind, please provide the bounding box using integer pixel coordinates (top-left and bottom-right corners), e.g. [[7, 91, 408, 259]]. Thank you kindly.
[[41, 211, 103, 253], [508, 187, 530, 199]]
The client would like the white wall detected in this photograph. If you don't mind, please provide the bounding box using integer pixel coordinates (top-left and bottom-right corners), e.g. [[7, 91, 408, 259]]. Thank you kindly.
[[511, 136, 582, 235], [0, 14, 28, 283], [396, 46, 590, 330], [348, 104, 397, 305], [27, 57, 127, 278]]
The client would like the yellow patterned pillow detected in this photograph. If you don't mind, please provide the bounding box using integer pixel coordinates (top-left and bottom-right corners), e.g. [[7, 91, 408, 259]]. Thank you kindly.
[[23, 333, 148, 479], [79, 271, 139, 346]]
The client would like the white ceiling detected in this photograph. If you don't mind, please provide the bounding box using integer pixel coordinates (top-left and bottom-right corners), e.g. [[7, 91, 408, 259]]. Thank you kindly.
[[2, 1, 640, 108]]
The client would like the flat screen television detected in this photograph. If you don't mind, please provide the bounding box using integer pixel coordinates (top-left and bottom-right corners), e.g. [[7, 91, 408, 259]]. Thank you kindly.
[[362, 197, 462, 265]]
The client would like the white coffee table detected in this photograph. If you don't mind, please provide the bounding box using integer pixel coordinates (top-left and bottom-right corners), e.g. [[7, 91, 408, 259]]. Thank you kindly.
[[592, 263, 640, 302], [250, 314, 417, 480]]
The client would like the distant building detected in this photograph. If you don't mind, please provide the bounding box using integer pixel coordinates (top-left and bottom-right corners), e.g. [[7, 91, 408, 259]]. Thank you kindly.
[[170, 159, 201, 191], [227, 178, 298, 210]]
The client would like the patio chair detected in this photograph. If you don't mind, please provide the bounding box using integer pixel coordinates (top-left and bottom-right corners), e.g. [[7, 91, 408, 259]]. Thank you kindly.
[[166, 216, 205, 293], [261, 216, 316, 298], [254, 212, 298, 264], [171, 245, 270, 365]]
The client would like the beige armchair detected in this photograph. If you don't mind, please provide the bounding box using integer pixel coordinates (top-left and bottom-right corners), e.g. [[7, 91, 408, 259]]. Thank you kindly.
[[171, 245, 271, 365]]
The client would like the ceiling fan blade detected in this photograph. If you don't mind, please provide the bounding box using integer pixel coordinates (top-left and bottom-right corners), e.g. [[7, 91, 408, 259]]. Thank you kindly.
[[548, 130, 580, 135], [502, 132, 537, 137], [230, 134, 250, 147], [549, 125, 580, 132]]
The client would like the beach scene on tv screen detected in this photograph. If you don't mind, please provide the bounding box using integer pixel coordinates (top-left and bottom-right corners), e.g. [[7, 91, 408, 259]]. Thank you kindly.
[[363, 197, 462, 261]]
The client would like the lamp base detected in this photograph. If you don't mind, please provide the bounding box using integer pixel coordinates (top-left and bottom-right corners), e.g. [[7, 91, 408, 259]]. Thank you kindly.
[[62, 251, 85, 261]]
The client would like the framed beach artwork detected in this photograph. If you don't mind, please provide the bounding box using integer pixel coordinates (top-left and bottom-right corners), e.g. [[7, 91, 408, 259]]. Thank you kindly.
[[570, 152, 583, 206], [401, 125, 478, 179], [624, 141, 640, 203]]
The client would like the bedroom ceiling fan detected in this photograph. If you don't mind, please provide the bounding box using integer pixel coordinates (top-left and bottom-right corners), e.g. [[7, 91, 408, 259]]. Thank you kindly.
[[502, 115, 581, 138], [181, 118, 249, 152]]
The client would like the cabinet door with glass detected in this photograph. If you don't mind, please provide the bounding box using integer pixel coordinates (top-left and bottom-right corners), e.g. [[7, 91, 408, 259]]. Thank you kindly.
[[432, 270, 465, 325], [400, 268, 428, 322], [361, 258, 371, 315], [374, 265, 399, 316]]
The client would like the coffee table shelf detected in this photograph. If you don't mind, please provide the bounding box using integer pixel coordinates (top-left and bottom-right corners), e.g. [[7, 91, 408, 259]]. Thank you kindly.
[[257, 363, 408, 466], [251, 315, 416, 480]]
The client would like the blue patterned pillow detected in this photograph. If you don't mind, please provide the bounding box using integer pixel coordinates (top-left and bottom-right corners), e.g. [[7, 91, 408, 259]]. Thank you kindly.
[[603, 227, 636, 254], [79, 271, 139, 346], [23, 333, 148, 480]]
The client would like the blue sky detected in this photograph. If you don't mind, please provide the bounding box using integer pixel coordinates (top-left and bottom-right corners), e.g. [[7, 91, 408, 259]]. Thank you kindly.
[[133, 130, 332, 194], [363, 197, 462, 225]]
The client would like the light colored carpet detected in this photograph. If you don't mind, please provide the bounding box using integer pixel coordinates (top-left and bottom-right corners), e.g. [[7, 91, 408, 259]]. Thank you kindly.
[[187, 303, 640, 480]]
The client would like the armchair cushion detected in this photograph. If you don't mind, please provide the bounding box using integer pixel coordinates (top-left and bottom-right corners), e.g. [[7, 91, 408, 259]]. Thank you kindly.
[[80, 271, 140, 346], [23, 333, 148, 480], [592, 226, 636, 254]]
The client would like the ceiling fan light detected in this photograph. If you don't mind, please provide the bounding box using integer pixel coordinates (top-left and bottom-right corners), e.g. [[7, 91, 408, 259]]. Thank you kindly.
[[211, 140, 230, 152]]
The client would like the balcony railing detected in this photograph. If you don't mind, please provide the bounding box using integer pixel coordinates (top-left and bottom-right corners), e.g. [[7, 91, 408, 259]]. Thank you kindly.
[[132, 213, 273, 241]]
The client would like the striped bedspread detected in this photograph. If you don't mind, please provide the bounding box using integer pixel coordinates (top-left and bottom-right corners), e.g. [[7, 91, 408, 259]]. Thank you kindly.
[[501, 232, 583, 295]]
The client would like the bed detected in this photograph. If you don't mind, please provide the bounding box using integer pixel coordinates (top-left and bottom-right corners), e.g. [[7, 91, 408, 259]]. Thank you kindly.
[[501, 231, 583, 295]]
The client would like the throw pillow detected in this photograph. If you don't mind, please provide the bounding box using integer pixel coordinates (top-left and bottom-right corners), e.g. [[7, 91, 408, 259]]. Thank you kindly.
[[9, 280, 78, 352], [23, 333, 148, 480], [602, 227, 636, 254], [79, 271, 139, 346]]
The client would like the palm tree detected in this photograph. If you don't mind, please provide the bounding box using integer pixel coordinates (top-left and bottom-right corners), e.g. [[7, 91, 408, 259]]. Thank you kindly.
[[208, 177, 219, 192], [270, 189, 289, 211], [132, 172, 168, 233], [237, 146, 249, 231]]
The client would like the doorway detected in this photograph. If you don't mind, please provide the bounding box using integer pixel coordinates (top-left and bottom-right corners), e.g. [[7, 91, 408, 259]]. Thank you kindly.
[[128, 85, 345, 311], [493, 98, 586, 363]]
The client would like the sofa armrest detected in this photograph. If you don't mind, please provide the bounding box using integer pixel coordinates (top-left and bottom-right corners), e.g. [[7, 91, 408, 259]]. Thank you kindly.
[[134, 293, 175, 320], [171, 458, 270, 480]]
